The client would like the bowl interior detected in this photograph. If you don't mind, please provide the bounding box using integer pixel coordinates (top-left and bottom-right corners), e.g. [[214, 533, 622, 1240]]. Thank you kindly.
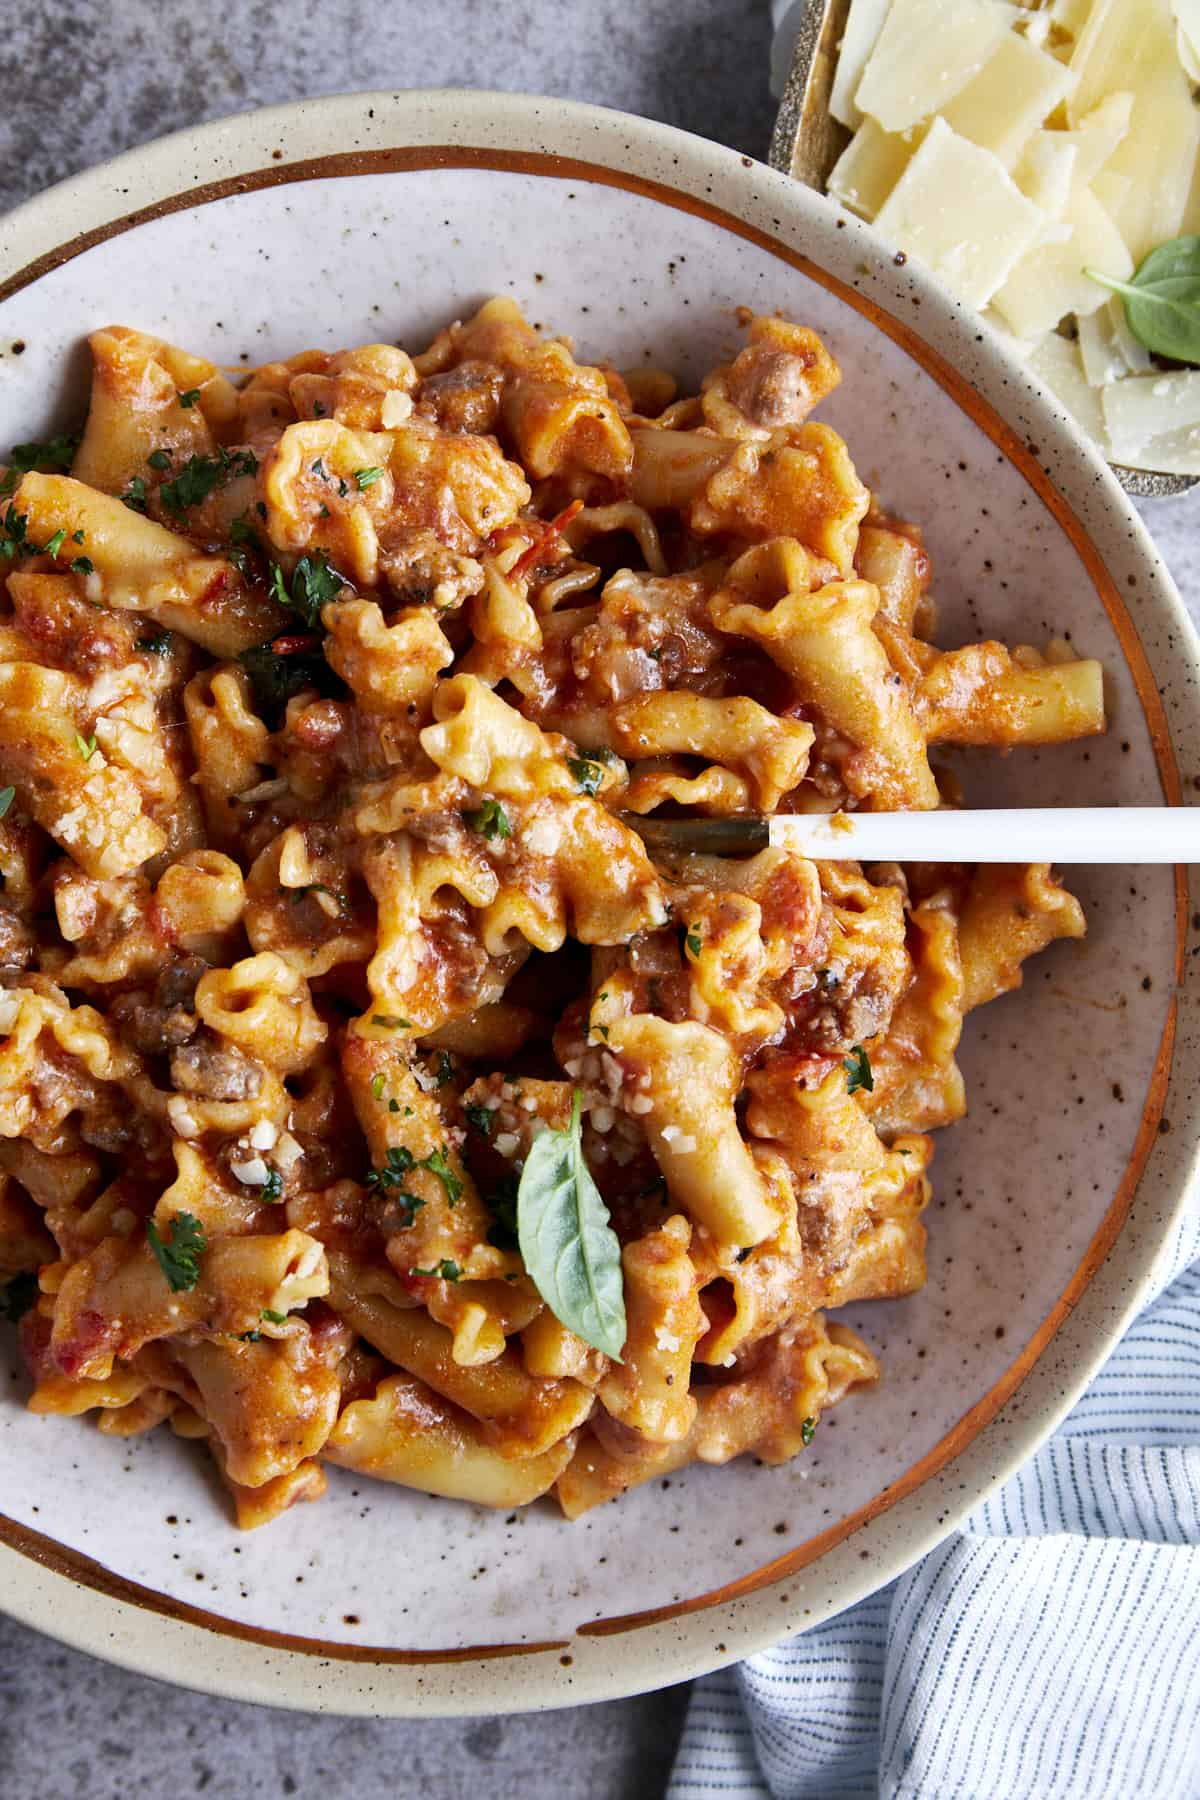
[[0, 153, 1178, 1659]]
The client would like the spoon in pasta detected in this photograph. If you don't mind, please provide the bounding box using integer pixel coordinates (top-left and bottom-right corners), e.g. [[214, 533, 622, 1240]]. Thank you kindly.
[[626, 808, 1200, 864]]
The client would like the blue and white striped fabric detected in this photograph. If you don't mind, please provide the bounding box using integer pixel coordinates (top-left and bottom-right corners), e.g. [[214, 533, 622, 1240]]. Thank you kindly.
[[668, 1195, 1200, 1800]]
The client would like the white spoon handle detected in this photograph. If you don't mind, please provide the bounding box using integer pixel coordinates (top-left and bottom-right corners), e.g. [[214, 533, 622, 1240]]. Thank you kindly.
[[769, 807, 1198, 864]]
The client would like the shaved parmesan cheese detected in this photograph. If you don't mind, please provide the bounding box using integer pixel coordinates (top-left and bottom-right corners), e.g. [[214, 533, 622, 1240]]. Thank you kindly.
[[980, 310, 1046, 362], [991, 179, 1131, 338], [1106, 85, 1199, 262], [828, 118, 920, 219], [1104, 295, 1152, 374], [941, 31, 1077, 169], [1102, 371, 1200, 473], [829, 0, 893, 130], [1070, 0, 1181, 120], [1052, 0, 1093, 32], [1016, 134, 1077, 220], [1090, 169, 1131, 220], [1176, 0, 1200, 80], [1019, 10, 1053, 48], [1063, 92, 1133, 182], [1027, 334, 1110, 450], [1069, 0, 1199, 260], [1079, 309, 1129, 387], [1076, 308, 1127, 387], [872, 118, 1048, 308], [855, 0, 1016, 134]]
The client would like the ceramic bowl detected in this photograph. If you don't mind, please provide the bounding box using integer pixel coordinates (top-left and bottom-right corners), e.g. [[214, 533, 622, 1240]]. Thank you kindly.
[[0, 89, 1196, 1718]]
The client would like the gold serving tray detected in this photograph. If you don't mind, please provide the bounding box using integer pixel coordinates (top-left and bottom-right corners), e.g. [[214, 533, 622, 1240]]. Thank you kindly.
[[768, 0, 1196, 500]]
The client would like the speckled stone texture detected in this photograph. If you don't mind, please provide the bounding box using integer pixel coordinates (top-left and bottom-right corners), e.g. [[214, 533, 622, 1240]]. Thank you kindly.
[[0, 4, 1196, 1795]]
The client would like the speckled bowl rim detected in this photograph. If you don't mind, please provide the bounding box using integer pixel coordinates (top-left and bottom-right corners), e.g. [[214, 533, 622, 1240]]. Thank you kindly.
[[0, 88, 1196, 1718]]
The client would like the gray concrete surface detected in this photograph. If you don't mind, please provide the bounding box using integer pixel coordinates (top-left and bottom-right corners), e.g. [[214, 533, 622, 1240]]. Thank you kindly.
[[0, 4, 1195, 1796]]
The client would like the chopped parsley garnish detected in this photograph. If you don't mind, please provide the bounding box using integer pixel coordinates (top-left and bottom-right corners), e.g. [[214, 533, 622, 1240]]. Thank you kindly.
[[685, 927, 703, 959], [121, 476, 148, 513], [147, 449, 171, 471], [0, 1271, 37, 1322], [364, 1146, 425, 1226], [158, 447, 257, 516], [262, 1168, 284, 1202], [423, 1147, 463, 1207], [0, 506, 29, 559], [72, 530, 85, 543], [354, 466, 384, 489], [261, 1308, 287, 1325], [566, 747, 616, 796], [69, 555, 94, 575], [365, 1145, 417, 1188], [372, 1015, 411, 1029], [270, 550, 345, 627], [146, 1211, 207, 1292], [137, 631, 172, 654], [464, 1103, 495, 1138], [178, 389, 201, 408], [409, 1259, 461, 1282], [800, 1416, 817, 1446], [463, 799, 511, 841], [435, 1050, 455, 1088], [567, 755, 605, 796], [0, 434, 78, 495], [74, 733, 97, 762], [844, 1044, 874, 1095], [238, 1330, 261, 1342], [0, 787, 14, 821], [42, 528, 67, 558], [237, 639, 345, 729]]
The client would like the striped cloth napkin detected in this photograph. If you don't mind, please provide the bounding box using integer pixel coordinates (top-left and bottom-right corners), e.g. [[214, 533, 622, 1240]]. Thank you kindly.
[[667, 1192, 1200, 1800]]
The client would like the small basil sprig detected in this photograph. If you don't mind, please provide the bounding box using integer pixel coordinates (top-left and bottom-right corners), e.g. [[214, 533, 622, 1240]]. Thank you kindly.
[[1087, 236, 1200, 365], [517, 1090, 626, 1359]]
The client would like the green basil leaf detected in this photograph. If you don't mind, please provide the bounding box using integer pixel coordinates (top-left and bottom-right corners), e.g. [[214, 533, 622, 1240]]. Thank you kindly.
[[517, 1090, 626, 1359], [1087, 236, 1200, 364]]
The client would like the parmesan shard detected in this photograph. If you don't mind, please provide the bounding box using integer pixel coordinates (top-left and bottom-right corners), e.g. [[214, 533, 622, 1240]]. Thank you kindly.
[[1176, 0, 1200, 81], [1027, 334, 1110, 452], [854, 0, 1017, 134], [872, 118, 1048, 309], [828, 118, 920, 219], [941, 30, 1078, 169], [1069, 0, 1200, 261], [990, 179, 1132, 339], [829, 0, 893, 130], [1076, 309, 1127, 388], [1052, 0, 1093, 31], [1104, 295, 1152, 375], [1102, 371, 1200, 474], [1015, 134, 1078, 221], [1063, 92, 1134, 183]]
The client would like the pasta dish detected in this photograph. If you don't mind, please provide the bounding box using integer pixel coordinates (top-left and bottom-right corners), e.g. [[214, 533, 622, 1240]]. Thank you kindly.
[[0, 303, 1103, 1526]]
